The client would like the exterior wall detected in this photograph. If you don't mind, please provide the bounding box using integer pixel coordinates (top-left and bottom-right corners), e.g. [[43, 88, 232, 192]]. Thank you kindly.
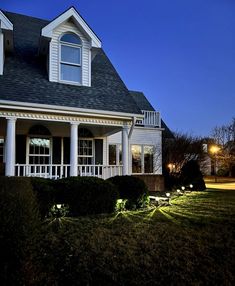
[[49, 21, 91, 86], [0, 32, 4, 75], [133, 174, 165, 192], [108, 127, 162, 174]]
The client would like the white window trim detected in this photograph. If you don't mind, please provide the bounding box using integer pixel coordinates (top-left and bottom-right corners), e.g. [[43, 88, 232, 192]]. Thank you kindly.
[[59, 34, 83, 85], [131, 144, 154, 174], [26, 136, 52, 165], [78, 138, 94, 164]]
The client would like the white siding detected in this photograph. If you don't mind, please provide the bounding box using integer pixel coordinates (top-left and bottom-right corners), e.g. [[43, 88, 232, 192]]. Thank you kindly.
[[49, 21, 91, 86], [0, 32, 4, 75], [108, 127, 162, 174]]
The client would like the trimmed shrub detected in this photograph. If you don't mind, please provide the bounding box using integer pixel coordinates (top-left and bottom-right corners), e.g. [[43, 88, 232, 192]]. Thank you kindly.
[[180, 160, 206, 191], [0, 177, 40, 285], [108, 176, 149, 209], [30, 177, 56, 218], [56, 177, 118, 216]]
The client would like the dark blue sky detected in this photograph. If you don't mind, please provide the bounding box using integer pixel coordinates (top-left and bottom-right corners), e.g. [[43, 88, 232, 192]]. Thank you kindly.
[[1, 0, 235, 137]]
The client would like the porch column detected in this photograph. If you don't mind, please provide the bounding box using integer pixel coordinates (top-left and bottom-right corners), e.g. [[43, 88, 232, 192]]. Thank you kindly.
[[70, 122, 79, 176], [122, 123, 129, 175], [5, 117, 17, 176]]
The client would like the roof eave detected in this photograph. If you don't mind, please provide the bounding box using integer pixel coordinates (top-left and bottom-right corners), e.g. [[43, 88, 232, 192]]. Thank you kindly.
[[41, 6, 101, 48]]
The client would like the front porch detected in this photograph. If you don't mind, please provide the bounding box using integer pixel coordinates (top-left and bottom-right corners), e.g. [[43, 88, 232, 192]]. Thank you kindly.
[[0, 112, 130, 180]]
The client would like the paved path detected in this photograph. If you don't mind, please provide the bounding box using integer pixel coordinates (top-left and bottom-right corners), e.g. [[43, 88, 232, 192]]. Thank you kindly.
[[205, 182, 235, 190]]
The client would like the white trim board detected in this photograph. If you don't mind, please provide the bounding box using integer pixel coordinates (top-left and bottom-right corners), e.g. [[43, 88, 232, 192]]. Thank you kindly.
[[41, 7, 101, 48]]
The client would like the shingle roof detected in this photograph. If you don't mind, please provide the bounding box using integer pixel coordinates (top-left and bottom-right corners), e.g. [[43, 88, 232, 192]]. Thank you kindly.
[[130, 90, 174, 139], [0, 11, 141, 115]]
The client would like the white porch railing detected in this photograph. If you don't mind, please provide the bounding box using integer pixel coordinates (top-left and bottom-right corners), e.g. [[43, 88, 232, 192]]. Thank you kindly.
[[15, 164, 70, 179], [15, 164, 122, 180], [136, 110, 161, 127], [78, 165, 123, 179]]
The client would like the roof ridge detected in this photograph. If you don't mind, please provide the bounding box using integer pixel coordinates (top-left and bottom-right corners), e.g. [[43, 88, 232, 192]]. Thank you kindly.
[[2, 10, 50, 23]]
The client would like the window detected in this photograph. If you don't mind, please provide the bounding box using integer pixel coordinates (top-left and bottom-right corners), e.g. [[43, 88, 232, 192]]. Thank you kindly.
[[28, 138, 51, 165], [144, 146, 153, 173], [109, 144, 122, 165], [131, 145, 154, 174], [109, 145, 116, 165], [132, 145, 142, 173], [78, 139, 93, 165], [60, 33, 82, 83], [0, 138, 4, 163]]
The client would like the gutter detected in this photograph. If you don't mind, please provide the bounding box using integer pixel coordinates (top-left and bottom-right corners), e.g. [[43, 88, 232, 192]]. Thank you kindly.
[[0, 100, 144, 121]]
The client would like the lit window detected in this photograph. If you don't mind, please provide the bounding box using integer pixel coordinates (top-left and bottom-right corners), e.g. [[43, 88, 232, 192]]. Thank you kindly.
[[60, 33, 82, 84], [144, 146, 153, 173], [131, 145, 154, 174], [132, 145, 142, 173]]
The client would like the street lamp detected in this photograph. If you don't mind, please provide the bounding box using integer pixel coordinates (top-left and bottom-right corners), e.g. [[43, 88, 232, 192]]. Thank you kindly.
[[210, 145, 220, 182]]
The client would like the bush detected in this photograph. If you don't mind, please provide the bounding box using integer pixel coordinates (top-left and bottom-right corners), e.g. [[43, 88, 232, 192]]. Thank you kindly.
[[0, 177, 41, 285], [56, 177, 118, 216], [30, 177, 56, 218], [108, 176, 149, 209], [180, 160, 206, 191]]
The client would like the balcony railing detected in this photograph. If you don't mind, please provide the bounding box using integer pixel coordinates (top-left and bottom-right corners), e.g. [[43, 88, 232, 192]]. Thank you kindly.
[[15, 164, 122, 180], [136, 110, 161, 127]]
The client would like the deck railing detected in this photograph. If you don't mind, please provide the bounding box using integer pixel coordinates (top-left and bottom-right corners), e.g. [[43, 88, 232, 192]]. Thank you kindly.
[[136, 110, 161, 127], [15, 164, 122, 180]]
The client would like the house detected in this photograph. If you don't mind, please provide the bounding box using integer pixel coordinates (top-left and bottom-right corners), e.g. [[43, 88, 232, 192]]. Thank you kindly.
[[0, 7, 167, 190]]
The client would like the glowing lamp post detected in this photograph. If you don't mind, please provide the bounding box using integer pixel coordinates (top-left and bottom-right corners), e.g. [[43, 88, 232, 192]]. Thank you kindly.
[[210, 145, 220, 183]]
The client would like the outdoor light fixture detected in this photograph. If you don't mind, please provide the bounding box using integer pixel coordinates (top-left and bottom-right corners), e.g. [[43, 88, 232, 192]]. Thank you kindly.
[[166, 193, 171, 197], [181, 186, 185, 191], [210, 145, 220, 183], [56, 204, 62, 209], [189, 184, 193, 189], [177, 189, 181, 193]]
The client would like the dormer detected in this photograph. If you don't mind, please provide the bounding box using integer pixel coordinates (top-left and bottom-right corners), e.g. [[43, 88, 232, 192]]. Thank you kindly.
[[0, 11, 13, 75], [40, 7, 101, 86]]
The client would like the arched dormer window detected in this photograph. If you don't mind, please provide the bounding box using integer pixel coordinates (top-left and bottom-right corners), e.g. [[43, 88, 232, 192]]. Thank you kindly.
[[60, 33, 82, 84]]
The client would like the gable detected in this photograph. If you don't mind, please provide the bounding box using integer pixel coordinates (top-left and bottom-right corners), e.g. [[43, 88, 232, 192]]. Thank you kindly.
[[41, 7, 101, 48], [49, 20, 91, 86]]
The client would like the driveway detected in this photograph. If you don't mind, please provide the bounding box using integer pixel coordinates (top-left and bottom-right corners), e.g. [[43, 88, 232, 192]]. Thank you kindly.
[[204, 176, 235, 190]]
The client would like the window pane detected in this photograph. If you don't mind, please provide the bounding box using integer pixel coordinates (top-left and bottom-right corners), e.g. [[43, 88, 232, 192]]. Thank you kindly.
[[61, 33, 81, 45], [144, 146, 154, 173], [61, 64, 81, 83], [109, 145, 116, 165], [119, 145, 122, 165], [61, 45, 81, 64], [132, 145, 141, 173], [0, 138, 4, 163]]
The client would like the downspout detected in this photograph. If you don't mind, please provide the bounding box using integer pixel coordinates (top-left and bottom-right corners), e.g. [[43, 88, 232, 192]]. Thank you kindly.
[[128, 117, 136, 140], [127, 117, 136, 174]]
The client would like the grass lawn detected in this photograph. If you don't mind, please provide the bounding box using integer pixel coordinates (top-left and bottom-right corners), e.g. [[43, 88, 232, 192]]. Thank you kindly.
[[35, 189, 235, 285]]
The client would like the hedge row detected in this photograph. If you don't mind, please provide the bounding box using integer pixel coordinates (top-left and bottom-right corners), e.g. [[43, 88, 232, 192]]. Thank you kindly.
[[0, 177, 41, 285]]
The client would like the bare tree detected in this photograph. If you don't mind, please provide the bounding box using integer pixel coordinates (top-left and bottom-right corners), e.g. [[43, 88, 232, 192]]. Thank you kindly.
[[162, 132, 205, 174], [211, 118, 235, 176]]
